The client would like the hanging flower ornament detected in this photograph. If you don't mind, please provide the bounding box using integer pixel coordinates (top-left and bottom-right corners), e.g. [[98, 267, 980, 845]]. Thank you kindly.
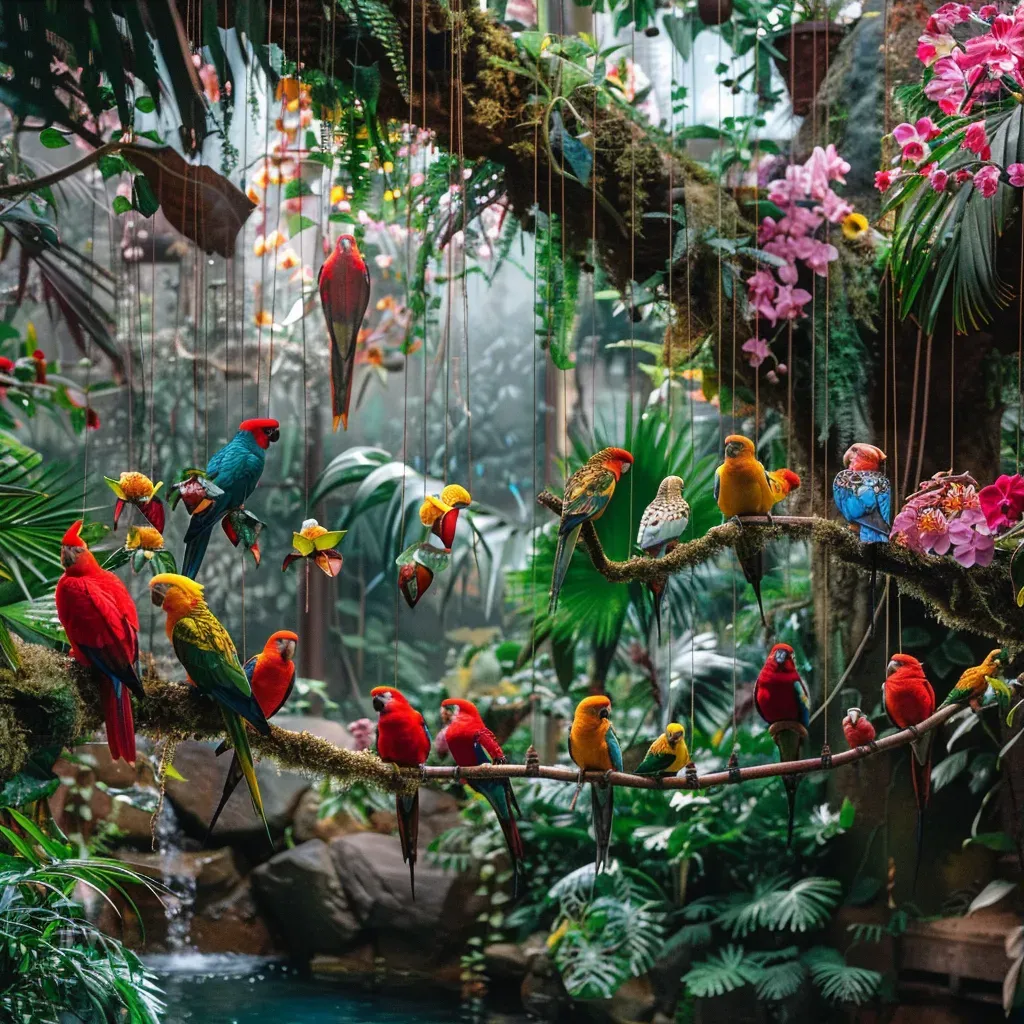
[[103, 471, 165, 531], [282, 519, 346, 577], [418, 484, 472, 549], [102, 525, 176, 575], [168, 468, 225, 517], [223, 508, 265, 568], [396, 542, 451, 608]]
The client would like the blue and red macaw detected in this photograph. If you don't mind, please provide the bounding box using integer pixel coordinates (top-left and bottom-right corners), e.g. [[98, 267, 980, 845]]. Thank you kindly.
[[440, 698, 524, 896], [180, 418, 280, 579], [371, 686, 431, 897], [754, 642, 811, 846], [55, 520, 144, 765], [883, 652, 935, 887], [833, 443, 890, 633], [206, 630, 298, 842], [319, 235, 371, 432]]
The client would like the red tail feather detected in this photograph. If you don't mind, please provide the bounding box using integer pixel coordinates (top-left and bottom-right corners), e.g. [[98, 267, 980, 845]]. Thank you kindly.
[[101, 679, 136, 765], [396, 792, 419, 899]]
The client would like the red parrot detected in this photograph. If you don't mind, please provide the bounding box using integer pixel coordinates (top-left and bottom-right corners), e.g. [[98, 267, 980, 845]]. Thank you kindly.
[[753, 642, 810, 846], [371, 686, 431, 897], [0, 355, 13, 400], [32, 349, 47, 384], [54, 520, 144, 765], [842, 707, 876, 748], [883, 653, 935, 887], [440, 698, 524, 896], [206, 630, 298, 842], [318, 235, 371, 432]]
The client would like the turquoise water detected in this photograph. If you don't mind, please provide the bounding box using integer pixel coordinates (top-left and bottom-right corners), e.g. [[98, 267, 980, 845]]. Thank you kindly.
[[151, 955, 460, 1024]]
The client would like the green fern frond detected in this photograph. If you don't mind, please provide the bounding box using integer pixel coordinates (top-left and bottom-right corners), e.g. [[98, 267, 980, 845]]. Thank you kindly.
[[349, 0, 410, 98], [748, 948, 807, 1001], [803, 946, 883, 1005], [683, 944, 762, 998]]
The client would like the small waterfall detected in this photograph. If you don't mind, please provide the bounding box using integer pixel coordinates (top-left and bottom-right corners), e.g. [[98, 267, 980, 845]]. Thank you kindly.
[[154, 800, 197, 955]]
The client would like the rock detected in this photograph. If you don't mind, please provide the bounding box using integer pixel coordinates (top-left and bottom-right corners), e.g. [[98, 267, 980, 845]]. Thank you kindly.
[[520, 949, 572, 1021], [190, 879, 276, 956], [608, 976, 656, 1023], [251, 839, 363, 958], [418, 787, 462, 840], [484, 942, 530, 982], [291, 789, 367, 844], [106, 787, 162, 847], [165, 740, 309, 844], [117, 846, 241, 892]]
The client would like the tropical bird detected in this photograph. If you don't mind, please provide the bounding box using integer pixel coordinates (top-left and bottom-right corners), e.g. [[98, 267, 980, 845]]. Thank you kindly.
[[55, 520, 144, 765], [832, 443, 890, 633], [569, 695, 623, 872], [883, 652, 935, 886], [319, 235, 371, 431], [206, 630, 298, 842], [715, 434, 797, 630], [440, 698, 524, 896], [754, 643, 810, 845], [768, 468, 802, 506], [939, 649, 1003, 710], [180, 418, 280, 579], [149, 574, 272, 840], [634, 722, 690, 776], [550, 448, 634, 614], [371, 686, 431, 897], [637, 476, 690, 641], [842, 708, 877, 749]]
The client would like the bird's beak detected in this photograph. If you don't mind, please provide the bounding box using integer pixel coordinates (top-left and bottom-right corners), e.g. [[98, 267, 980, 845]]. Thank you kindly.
[[620, 461, 631, 475], [150, 583, 168, 607], [598, 707, 610, 720], [267, 427, 280, 444], [775, 649, 788, 663], [372, 695, 385, 713], [886, 659, 899, 677], [847, 709, 860, 725], [60, 545, 78, 568], [280, 640, 296, 660], [725, 441, 742, 458]]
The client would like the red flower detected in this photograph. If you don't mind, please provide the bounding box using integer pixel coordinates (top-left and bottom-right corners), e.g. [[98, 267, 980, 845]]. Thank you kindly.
[[979, 473, 1024, 531]]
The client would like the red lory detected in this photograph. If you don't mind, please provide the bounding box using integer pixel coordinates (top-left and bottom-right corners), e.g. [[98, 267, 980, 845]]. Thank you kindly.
[[319, 235, 371, 432], [371, 686, 431, 897], [206, 630, 298, 842], [55, 520, 145, 765]]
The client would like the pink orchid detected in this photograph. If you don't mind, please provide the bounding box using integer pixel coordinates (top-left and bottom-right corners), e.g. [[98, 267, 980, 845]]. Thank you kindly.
[[821, 190, 854, 223], [742, 337, 771, 368], [961, 13, 1024, 74], [955, 167, 975, 184], [1009, 163, 1024, 186], [917, 508, 953, 555], [746, 269, 777, 302], [962, 120, 990, 156], [979, 473, 1024, 530], [930, 3, 974, 32], [949, 520, 995, 566], [774, 285, 813, 321], [980, 4, 999, 18], [974, 164, 1001, 197], [918, 29, 958, 65], [758, 216, 781, 244], [894, 118, 942, 165], [929, 167, 950, 191], [805, 144, 851, 197], [925, 56, 973, 114], [875, 170, 895, 192], [804, 239, 839, 276]]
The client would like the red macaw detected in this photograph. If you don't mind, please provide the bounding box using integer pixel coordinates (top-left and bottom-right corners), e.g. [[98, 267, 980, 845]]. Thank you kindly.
[[206, 630, 298, 842], [842, 707, 876, 748], [440, 698, 524, 896], [319, 235, 371, 432], [371, 686, 431, 897], [883, 652, 935, 886], [54, 520, 144, 765], [753, 642, 811, 845]]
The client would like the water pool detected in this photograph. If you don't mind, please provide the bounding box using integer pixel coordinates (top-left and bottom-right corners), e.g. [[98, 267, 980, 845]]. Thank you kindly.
[[150, 954, 462, 1024]]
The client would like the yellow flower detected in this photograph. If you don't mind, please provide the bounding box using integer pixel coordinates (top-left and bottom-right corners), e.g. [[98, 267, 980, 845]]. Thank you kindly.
[[299, 518, 329, 541], [330, 185, 347, 205], [841, 212, 870, 240], [265, 230, 287, 251], [254, 235, 267, 257], [278, 248, 300, 270], [112, 471, 161, 503], [547, 920, 569, 949], [26, 322, 37, 346], [441, 484, 471, 509], [419, 495, 447, 526], [126, 525, 164, 552], [383, 189, 394, 202], [383, 161, 394, 174]]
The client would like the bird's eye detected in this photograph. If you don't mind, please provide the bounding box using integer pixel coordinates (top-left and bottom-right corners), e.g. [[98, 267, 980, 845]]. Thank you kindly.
[[598, 707, 609, 720]]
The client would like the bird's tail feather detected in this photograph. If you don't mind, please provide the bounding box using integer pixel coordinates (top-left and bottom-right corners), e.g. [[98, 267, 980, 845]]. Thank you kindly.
[[738, 547, 768, 630], [396, 791, 419, 899], [783, 777, 798, 848], [869, 547, 878, 639], [182, 530, 211, 580], [909, 744, 931, 892], [101, 679, 136, 766], [221, 708, 269, 845], [549, 524, 581, 615], [591, 782, 614, 873], [205, 755, 243, 845], [497, 803, 525, 899]]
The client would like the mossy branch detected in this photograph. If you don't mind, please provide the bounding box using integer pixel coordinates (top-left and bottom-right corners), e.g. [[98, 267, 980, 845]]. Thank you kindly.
[[537, 491, 1024, 649]]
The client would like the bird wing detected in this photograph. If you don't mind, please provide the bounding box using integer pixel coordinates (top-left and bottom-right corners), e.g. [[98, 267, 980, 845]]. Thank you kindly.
[[172, 612, 251, 701], [243, 653, 257, 685], [474, 726, 505, 765], [418, 710, 432, 749], [560, 468, 615, 534], [605, 723, 624, 772], [638, 504, 689, 551], [795, 677, 811, 728], [713, 465, 721, 505], [635, 750, 676, 775], [833, 471, 891, 537]]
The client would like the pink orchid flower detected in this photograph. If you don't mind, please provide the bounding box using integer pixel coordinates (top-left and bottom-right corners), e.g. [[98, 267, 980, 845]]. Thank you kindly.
[[949, 520, 995, 566], [979, 473, 1024, 530], [974, 164, 1001, 197], [742, 337, 771, 368]]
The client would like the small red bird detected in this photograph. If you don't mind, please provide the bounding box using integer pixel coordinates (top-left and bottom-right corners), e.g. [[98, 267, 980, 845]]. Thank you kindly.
[[883, 653, 935, 886], [54, 520, 144, 765], [371, 686, 432, 897], [318, 235, 371, 432], [842, 707, 876, 749], [754, 643, 810, 845], [440, 698, 524, 896], [206, 630, 299, 841]]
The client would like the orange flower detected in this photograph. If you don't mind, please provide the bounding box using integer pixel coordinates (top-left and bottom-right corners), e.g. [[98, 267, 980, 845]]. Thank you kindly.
[[254, 235, 268, 257], [252, 164, 270, 189], [277, 248, 300, 270], [366, 345, 383, 366], [276, 77, 301, 103], [264, 230, 287, 251], [254, 310, 274, 327], [125, 525, 164, 552], [246, 186, 262, 205]]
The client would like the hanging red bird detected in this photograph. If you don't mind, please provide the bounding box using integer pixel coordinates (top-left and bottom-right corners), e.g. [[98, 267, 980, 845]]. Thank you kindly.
[[842, 707, 876, 749], [318, 235, 371, 432]]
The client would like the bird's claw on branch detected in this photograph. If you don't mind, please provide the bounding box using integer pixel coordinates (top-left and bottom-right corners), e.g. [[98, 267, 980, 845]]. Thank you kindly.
[[602, 770, 614, 786], [819, 744, 833, 769]]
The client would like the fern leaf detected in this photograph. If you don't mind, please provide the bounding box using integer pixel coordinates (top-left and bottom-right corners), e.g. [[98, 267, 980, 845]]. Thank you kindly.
[[351, 0, 410, 99]]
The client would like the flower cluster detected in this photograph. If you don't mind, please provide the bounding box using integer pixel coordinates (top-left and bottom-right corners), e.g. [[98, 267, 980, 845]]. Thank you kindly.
[[347, 718, 376, 752], [742, 146, 857, 370], [890, 472, 994, 567]]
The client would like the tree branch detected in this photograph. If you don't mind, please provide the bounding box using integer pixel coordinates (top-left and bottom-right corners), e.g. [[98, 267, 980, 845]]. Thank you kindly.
[[537, 491, 1024, 649]]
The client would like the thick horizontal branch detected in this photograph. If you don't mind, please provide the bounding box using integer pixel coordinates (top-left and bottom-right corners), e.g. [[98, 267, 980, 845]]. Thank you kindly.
[[537, 492, 1024, 650]]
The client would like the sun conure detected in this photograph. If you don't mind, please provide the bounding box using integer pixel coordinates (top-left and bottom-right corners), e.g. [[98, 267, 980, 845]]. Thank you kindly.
[[180, 418, 280, 579], [55, 520, 145, 765], [148, 573, 272, 841], [569, 695, 623, 872], [634, 722, 691, 776], [939, 649, 1003, 710], [206, 630, 298, 842]]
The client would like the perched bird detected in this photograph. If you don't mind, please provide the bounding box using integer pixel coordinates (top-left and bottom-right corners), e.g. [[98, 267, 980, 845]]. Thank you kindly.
[[149, 574, 272, 840], [842, 707, 877, 749], [637, 476, 690, 641], [939, 649, 1003, 709], [206, 630, 298, 842], [754, 643, 811, 845], [440, 698, 524, 896], [832, 444, 890, 633], [715, 435, 796, 630], [55, 520, 144, 765], [550, 448, 634, 614], [883, 653, 935, 886], [180, 418, 280, 579], [768, 468, 802, 506], [634, 722, 690, 776], [371, 686, 431, 897], [569, 695, 623, 872], [319, 235, 371, 432]]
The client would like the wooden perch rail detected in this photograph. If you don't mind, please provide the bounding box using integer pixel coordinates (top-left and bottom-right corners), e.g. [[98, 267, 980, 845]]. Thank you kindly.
[[537, 491, 1024, 650]]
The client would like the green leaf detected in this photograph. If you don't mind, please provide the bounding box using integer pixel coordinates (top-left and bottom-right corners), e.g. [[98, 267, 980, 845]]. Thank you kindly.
[[132, 175, 159, 218], [963, 831, 1015, 853], [838, 797, 855, 830], [135, 95, 156, 113], [968, 878, 1016, 915], [283, 178, 314, 199], [112, 195, 132, 215], [287, 213, 317, 237], [0, 745, 61, 808], [684, 945, 761, 998], [931, 749, 969, 792], [38, 127, 69, 149]]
